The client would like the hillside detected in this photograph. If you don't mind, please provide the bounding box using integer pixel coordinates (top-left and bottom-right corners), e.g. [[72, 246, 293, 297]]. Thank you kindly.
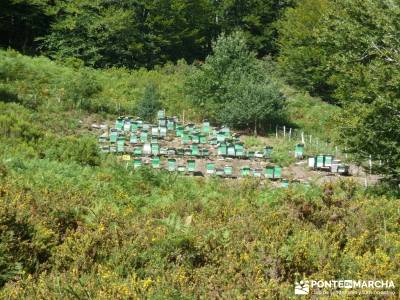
[[1, 51, 399, 298]]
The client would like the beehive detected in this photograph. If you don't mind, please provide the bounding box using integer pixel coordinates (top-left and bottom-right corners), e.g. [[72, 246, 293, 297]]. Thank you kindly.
[[206, 162, 215, 174], [240, 166, 251, 177], [224, 165, 233, 176], [187, 160, 196, 172], [151, 143, 160, 155], [133, 158, 142, 169], [151, 157, 160, 168], [218, 143, 227, 156], [168, 159, 176, 171]]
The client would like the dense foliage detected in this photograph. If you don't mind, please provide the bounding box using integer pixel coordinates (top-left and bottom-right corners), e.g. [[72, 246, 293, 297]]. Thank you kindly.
[[137, 84, 162, 122], [277, 0, 400, 183], [0, 0, 293, 68], [186, 32, 286, 133]]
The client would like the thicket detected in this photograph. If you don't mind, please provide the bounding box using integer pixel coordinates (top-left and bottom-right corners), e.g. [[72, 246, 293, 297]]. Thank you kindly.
[[0, 49, 190, 117], [186, 31, 286, 134]]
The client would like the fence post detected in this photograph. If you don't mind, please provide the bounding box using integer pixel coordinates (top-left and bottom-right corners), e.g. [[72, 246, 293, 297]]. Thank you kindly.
[[283, 125, 286, 138], [275, 125, 278, 139], [369, 155, 372, 174], [301, 132, 305, 144], [289, 128, 292, 140]]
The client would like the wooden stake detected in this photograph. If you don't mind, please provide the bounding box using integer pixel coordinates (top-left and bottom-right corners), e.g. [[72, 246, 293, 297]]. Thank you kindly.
[[283, 126, 286, 138], [369, 155, 372, 174], [301, 132, 305, 144]]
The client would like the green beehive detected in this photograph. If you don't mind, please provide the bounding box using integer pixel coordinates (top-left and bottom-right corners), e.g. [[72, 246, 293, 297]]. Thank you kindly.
[[227, 144, 236, 157], [151, 156, 161, 168], [159, 126, 167, 137], [274, 166, 282, 179], [157, 110, 165, 119], [167, 159, 176, 171], [151, 143, 160, 155], [140, 131, 148, 143], [218, 143, 227, 156], [247, 151, 255, 159], [264, 166, 275, 179], [117, 138, 125, 153], [201, 148, 210, 157], [167, 119, 175, 131], [295, 143, 305, 159], [191, 144, 199, 156], [110, 129, 118, 143], [206, 162, 215, 174], [217, 132, 226, 142], [182, 132, 191, 144], [191, 132, 200, 144], [176, 125, 184, 137], [224, 165, 233, 176], [158, 118, 166, 127], [316, 155, 324, 168], [240, 166, 251, 177], [130, 134, 138, 144], [281, 179, 289, 188], [151, 135, 158, 143], [202, 121, 210, 134], [199, 134, 207, 144], [133, 158, 142, 169], [133, 147, 142, 156], [324, 155, 333, 168], [115, 117, 124, 130], [253, 168, 262, 177], [187, 159, 196, 172], [235, 143, 245, 157], [264, 146, 273, 158], [131, 122, 139, 132]]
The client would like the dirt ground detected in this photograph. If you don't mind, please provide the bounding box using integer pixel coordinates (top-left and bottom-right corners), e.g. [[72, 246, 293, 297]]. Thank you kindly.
[[93, 121, 381, 186]]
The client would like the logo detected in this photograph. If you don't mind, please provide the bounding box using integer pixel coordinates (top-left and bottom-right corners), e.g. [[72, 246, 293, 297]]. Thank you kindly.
[[294, 279, 395, 296], [295, 280, 309, 295]]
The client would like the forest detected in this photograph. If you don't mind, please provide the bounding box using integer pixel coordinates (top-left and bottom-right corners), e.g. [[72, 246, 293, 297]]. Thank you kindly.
[[0, 0, 399, 298]]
